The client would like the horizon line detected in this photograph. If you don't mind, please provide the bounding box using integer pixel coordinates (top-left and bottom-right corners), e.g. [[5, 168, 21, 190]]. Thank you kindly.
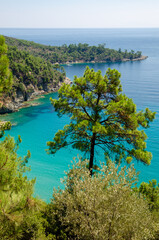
[[1, 27, 159, 29]]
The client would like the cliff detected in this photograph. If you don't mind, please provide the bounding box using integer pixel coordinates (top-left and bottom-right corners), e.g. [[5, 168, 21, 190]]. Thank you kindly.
[[0, 44, 68, 114], [0, 77, 71, 114]]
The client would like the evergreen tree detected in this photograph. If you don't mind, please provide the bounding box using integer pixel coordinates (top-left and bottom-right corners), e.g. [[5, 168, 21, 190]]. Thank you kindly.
[[0, 136, 47, 240], [0, 35, 12, 93], [139, 180, 159, 211], [0, 36, 12, 136], [47, 67, 155, 175]]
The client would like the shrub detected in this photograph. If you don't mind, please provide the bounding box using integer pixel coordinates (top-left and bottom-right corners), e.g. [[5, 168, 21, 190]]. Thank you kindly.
[[45, 160, 156, 240]]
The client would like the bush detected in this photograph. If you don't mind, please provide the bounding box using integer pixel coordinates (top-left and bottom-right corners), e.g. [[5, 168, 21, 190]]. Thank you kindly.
[[45, 160, 156, 240], [0, 136, 47, 240]]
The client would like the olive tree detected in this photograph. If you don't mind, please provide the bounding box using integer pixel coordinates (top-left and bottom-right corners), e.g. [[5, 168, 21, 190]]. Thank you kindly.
[[46, 160, 156, 240]]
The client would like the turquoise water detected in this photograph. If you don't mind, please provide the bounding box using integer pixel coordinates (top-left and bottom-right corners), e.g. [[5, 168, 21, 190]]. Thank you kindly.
[[0, 29, 159, 202]]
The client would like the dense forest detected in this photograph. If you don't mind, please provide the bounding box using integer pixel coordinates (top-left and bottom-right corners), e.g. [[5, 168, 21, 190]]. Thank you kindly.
[[7, 46, 65, 94], [5, 36, 144, 64], [0, 37, 66, 113]]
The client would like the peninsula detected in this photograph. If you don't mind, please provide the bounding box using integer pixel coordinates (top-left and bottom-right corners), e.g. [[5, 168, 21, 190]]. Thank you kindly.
[[5, 36, 147, 64], [0, 36, 147, 114]]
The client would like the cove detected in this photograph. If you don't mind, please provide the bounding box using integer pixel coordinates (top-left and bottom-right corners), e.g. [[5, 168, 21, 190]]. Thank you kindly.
[[0, 28, 159, 202], [0, 60, 158, 202]]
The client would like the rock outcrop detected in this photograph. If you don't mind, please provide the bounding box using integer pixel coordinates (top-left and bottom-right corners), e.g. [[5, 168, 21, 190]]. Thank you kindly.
[[0, 77, 71, 114]]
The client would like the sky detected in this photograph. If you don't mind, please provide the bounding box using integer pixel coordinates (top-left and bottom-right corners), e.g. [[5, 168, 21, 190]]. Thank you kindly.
[[1, 0, 159, 28]]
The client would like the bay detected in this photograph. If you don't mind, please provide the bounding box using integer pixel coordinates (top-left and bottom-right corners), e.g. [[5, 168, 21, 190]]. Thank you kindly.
[[0, 28, 159, 202]]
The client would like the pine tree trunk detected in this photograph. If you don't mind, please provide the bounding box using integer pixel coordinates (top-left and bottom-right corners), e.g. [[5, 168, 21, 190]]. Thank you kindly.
[[89, 133, 96, 176]]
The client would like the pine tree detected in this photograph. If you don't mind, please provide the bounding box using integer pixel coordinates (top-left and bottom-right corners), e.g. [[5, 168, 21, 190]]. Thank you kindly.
[[0, 35, 12, 93], [47, 67, 155, 175]]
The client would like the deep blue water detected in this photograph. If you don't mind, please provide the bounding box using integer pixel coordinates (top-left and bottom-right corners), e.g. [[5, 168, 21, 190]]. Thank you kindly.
[[0, 28, 159, 202]]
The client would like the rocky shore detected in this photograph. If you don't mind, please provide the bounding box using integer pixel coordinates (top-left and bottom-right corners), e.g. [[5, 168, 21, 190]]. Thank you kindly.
[[123, 55, 148, 62], [0, 77, 71, 114], [0, 55, 147, 115], [63, 55, 148, 65]]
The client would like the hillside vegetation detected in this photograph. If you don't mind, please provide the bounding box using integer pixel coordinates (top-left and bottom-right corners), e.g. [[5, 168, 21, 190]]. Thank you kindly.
[[7, 46, 65, 94], [0, 37, 66, 113], [0, 37, 159, 239], [0, 35, 146, 113], [5, 36, 143, 64]]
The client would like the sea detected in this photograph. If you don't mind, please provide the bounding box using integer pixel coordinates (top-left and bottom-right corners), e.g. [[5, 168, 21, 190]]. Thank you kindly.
[[0, 28, 159, 202]]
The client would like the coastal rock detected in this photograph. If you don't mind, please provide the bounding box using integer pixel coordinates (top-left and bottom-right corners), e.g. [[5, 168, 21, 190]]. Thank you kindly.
[[123, 55, 148, 62], [0, 77, 71, 114]]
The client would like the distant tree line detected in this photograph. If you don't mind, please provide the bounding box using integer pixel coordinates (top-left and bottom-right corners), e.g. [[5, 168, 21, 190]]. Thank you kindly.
[[5, 36, 142, 64]]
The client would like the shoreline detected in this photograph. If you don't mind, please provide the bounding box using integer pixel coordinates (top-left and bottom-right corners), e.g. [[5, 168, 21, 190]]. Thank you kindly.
[[18, 76, 72, 110], [0, 56, 147, 115], [61, 55, 148, 66], [0, 77, 71, 115]]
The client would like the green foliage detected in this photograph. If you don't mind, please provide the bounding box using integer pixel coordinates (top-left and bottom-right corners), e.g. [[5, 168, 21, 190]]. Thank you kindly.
[[5, 36, 143, 64], [45, 159, 156, 240], [139, 180, 159, 212], [0, 136, 47, 240], [0, 121, 11, 138], [0, 36, 12, 94], [0, 36, 67, 115], [0, 36, 66, 110], [137, 180, 159, 239], [7, 46, 63, 92], [47, 67, 155, 174]]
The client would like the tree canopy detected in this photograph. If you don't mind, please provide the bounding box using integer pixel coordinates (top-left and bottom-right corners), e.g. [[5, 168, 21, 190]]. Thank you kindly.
[[7, 46, 65, 90], [0, 37, 66, 114], [0, 136, 46, 240], [47, 66, 155, 174], [45, 160, 155, 240], [0, 36, 12, 134], [0, 35, 12, 93], [5, 36, 143, 64], [139, 179, 159, 212]]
